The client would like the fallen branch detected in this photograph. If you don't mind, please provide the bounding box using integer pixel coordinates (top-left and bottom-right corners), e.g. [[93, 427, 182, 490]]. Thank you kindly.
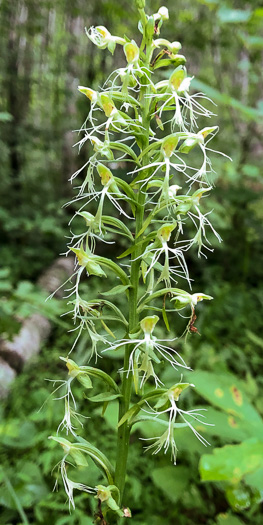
[[0, 257, 74, 398]]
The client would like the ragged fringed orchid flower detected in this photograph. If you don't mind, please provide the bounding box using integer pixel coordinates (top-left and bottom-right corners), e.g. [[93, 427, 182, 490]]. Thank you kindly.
[[49, 2, 228, 521], [103, 315, 189, 391], [136, 222, 191, 288], [141, 382, 212, 464]]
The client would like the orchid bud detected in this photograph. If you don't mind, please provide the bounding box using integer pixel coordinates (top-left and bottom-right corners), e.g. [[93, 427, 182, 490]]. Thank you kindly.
[[145, 15, 155, 40], [154, 39, 182, 54], [158, 6, 169, 20], [135, 0, 145, 8], [191, 293, 213, 305]]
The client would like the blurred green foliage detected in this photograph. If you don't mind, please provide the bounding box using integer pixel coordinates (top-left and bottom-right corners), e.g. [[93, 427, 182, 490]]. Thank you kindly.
[[0, 0, 263, 523]]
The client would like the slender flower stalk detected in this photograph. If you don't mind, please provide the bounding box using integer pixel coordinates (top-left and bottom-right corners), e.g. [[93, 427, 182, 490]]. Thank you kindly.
[[49, 2, 225, 522]]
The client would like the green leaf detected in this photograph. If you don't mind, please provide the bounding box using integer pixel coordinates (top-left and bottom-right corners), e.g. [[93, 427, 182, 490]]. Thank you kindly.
[[102, 215, 134, 240], [79, 366, 120, 393], [138, 287, 186, 311], [151, 466, 190, 503], [109, 142, 139, 163], [75, 436, 115, 484], [0, 112, 13, 122], [100, 284, 130, 297], [184, 370, 263, 437], [118, 388, 167, 427], [191, 407, 252, 442], [244, 467, 263, 495], [88, 392, 122, 403], [199, 439, 263, 482], [162, 306, 170, 331], [95, 256, 129, 285]]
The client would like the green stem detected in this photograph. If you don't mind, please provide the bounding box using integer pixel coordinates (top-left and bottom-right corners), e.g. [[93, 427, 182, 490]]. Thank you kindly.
[[114, 33, 152, 511]]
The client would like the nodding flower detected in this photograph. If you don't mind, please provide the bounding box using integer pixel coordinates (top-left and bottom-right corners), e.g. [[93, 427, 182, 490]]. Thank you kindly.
[[86, 26, 125, 54], [49, 436, 95, 509]]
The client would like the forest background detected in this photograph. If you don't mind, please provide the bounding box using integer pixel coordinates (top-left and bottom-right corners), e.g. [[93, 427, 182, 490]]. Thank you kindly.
[[0, 0, 263, 524]]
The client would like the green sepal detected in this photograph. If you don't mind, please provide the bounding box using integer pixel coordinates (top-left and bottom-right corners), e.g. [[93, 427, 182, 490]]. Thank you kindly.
[[88, 392, 122, 403], [95, 256, 129, 285], [100, 284, 130, 296], [107, 40, 116, 55], [75, 436, 115, 484], [70, 448, 89, 467], [79, 366, 120, 394], [101, 215, 134, 240], [114, 176, 137, 213], [109, 91, 140, 107], [118, 388, 167, 427], [153, 55, 186, 70], [109, 142, 139, 164], [77, 374, 93, 389], [162, 306, 170, 331], [138, 287, 187, 312], [48, 436, 89, 467], [117, 231, 156, 259]]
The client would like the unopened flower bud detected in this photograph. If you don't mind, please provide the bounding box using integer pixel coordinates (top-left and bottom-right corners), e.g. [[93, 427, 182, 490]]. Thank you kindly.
[[158, 6, 169, 20], [135, 0, 145, 9]]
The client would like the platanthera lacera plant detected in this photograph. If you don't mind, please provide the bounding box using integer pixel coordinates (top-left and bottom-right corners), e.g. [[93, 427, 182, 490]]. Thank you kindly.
[[49, 1, 227, 522]]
